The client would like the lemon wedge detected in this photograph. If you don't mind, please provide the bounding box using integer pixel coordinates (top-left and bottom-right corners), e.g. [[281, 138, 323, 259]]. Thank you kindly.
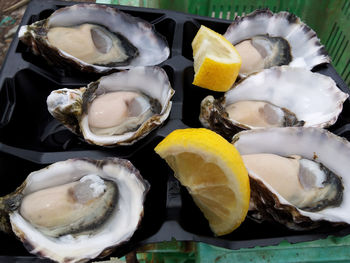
[[192, 25, 241, 92], [154, 128, 250, 236]]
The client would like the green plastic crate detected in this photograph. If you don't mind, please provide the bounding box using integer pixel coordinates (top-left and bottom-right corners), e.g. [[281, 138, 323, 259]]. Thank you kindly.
[[101, 0, 350, 87], [128, 236, 350, 263]]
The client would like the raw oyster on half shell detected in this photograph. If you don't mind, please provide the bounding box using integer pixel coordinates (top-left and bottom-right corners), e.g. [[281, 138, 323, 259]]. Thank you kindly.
[[200, 66, 348, 140], [47, 66, 174, 146], [0, 158, 149, 263], [19, 4, 169, 73], [224, 9, 330, 77], [232, 127, 350, 230]]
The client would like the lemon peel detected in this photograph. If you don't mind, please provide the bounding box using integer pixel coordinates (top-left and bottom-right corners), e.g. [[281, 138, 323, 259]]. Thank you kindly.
[[192, 26, 241, 92], [154, 128, 250, 236]]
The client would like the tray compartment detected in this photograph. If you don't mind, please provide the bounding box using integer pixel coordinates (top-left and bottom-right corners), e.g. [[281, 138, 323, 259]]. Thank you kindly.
[[0, 139, 170, 258], [15, 5, 175, 79], [0, 69, 61, 150], [0, 63, 176, 153], [181, 66, 219, 128]]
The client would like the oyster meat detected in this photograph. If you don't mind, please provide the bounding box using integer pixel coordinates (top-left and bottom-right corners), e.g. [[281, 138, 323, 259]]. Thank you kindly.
[[47, 66, 174, 146], [19, 4, 169, 73], [232, 127, 350, 230], [242, 154, 343, 212], [46, 23, 138, 66], [224, 9, 330, 76], [0, 158, 150, 263], [200, 66, 348, 140]]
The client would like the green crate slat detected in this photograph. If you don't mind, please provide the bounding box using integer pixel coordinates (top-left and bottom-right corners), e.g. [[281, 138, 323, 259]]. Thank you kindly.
[[134, 241, 196, 263], [196, 235, 350, 263], [118, 235, 350, 263]]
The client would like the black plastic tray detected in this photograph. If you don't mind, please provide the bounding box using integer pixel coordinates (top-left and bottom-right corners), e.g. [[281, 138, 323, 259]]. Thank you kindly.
[[1, 0, 350, 261]]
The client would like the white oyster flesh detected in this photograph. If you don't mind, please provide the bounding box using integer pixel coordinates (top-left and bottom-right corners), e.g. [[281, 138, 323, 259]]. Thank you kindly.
[[223, 66, 348, 129], [225, 100, 299, 128], [9, 158, 149, 263], [87, 91, 154, 136], [47, 23, 137, 66], [234, 36, 291, 75], [20, 174, 115, 237], [224, 10, 330, 76], [242, 154, 343, 211], [233, 127, 350, 225]]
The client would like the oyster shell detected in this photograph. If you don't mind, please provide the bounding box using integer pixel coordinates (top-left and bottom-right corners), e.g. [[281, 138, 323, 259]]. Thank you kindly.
[[224, 9, 330, 77], [0, 158, 149, 263], [232, 127, 350, 230], [19, 4, 169, 73], [47, 66, 174, 146], [199, 66, 348, 140]]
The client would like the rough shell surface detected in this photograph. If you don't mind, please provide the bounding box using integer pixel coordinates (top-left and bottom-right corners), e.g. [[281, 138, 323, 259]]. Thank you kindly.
[[199, 66, 348, 140], [224, 9, 330, 76], [232, 127, 350, 230], [18, 4, 170, 73], [6, 158, 149, 263], [47, 66, 174, 146]]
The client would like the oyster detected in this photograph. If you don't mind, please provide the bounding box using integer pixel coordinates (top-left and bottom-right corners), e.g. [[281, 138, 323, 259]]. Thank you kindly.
[[232, 127, 350, 230], [224, 9, 330, 76], [200, 66, 348, 140], [0, 158, 149, 263], [47, 66, 174, 146], [19, 4, 169, 73]]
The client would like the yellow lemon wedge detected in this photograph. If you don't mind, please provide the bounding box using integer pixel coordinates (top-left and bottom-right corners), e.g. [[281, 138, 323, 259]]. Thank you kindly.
[[192, 25, 241, 92], [154, 128, 250, 236]]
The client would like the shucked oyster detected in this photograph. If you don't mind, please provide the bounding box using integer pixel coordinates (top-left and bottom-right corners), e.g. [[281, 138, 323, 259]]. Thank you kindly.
[[19, 4, 169, 73], [224, 9, 330, 77], [233, 127, 350, 230], [47, 66, 174, 146], [0, 158, 149, 263], [200, 66, 348, 140]]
